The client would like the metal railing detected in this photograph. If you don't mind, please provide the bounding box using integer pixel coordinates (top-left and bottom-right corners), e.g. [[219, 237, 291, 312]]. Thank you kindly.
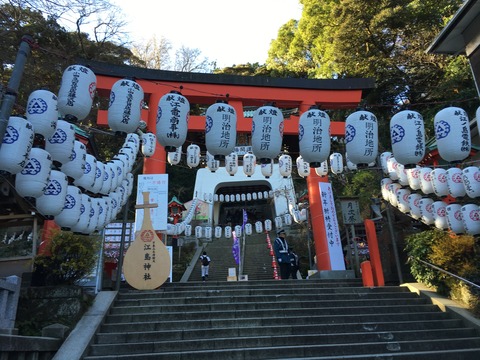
[[414, 258, 480, 291]]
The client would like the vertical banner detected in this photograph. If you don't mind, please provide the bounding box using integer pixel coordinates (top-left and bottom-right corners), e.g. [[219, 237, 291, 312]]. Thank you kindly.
[[135, 174, 168, 231], [319, 182, 346, 270]]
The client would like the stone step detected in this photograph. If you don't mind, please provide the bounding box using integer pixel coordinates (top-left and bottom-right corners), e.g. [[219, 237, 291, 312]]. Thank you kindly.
[[95, 319, 467, 343], [109, 297, 429, 315], [101, 310, 451, 330], [88, 329, 478, 357], [113, 291, 420, 306], [84, 338, 480, 359]]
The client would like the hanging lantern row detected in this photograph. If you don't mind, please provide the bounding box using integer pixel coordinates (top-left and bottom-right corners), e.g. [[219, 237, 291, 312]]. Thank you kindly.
[[381, 154, 480, 199], [383, 179, 480, 235]]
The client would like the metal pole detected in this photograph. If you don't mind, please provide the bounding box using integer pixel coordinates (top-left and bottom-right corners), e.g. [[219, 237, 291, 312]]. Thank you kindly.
[[0, 35, 34, 147], [385, 202, 404, 284]]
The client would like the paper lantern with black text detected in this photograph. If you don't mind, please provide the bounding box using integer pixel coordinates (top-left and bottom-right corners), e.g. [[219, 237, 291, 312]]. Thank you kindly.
[[296, 156, 310, 178], [61, 140, 86, 181], [167, 146, 182, 165], [445, 204, 464, 234], [407, 167, 421, 191], [205, 101, 237, 159], [45, 119, 75, 167], [108, 78, 143, 133], [390, 110, 425, 167], [380, 152, 393, 175], [71, 194, 91, 234], [225, 152, 238, 176], [462, 166, 480, 198], [206, 151, 220, 172], [141, 133, 156, 157], [298, 107, 330, 167], [251, 104, 283, 163], [36, 170, 68, 218], [431, 168, 449, 197], [434, 107, 471, 162], [261, 160, 274, 178], [279, 154, 292, 178], [461, 204, 480, 235], [15, 148, 52, 199], [54, 185, 82, 230], [329, 153, 343, 174], [156, 91, 190, 151], [243, 152, 256, 177], [57, 65, 96, 121], [432, 201, 448, 230], [0, 117, 34, 174], [315, 160, 328, 177], [419, 198, 434, 225], [420, 167, 434, 195], [446, 167, 466, 198], [408, 193, 422, 220], [345, 110, 378, 166], [186, 144, 201, 168]]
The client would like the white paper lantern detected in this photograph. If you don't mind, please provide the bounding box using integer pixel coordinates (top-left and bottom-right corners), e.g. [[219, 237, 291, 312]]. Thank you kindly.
[[156, 91, 190, 152], [274, 216, 283, 229], [279, 154, 292, 178], [396, 188, 411, 213], [57, 65, 96, 121], [54, 185, 82, 229], [108, 78, 144, 133], [0, 117, 34, 174], [167, 146, 182, 165], [419, 198, 435, 225], [263, 191, 269, 199], [45, 119, 75, 167], [111, 159, 125, 188], [247, 193, 252, 201], [118, 146, 136, 170], [90, 161, 104, 194], [408, 193, 422, 220], [141, 132, 156, 157], [206, 151, 220, 172], [407, 167, 421, 191], [284, 213, 292, 226], [252, 192, 257, 200], [396, 163, 409, 186], [235, 225, 242, 237], [390, 110, 425, 167], [205, 101, 237, 159], [99, 162, 114, 195], [434, 107, 471, 163], [224, 226, 232, 238], [445, 204, 464, 234], [195, 226, 202, 238], [219, 194, 225, 202], [214, 194, 219, 202], [245, 223, 252, 235], [243, 152, 256, 177], [261, 160, 274, 178], [381, 178, 393, 201], [419, 167, 434, 195], [85, 198, 99, 234], [298, 107, 330, 167], [15, 148, 52, 199], [264, 219, 272, 231], [124, 133, 140, 155], [345, 110, 378, 166], [461, 204, 480, 235], [225, 152, 238, 176], [235, 194, 240, 202], [258, 192, 263, 200], [296, 156, 310, 178], [380, 152, 393, 175], [345, 154, 358, 171], [185, 224, 192, 237], [214, 226, 222, 238], [387, 157, 399, 180], [205, 226, 212, 239], [432, 201, 448, 230], [225, 194, 230, 202], [186, 144, 201, 168], [255, 221, 263, 233], [251, 104, 283, 163], [269, 190, 274, 198], [462, 166, 480, 198], [315, 160, 328, 177], [388, 183, 402, 207], [446, 167, 466, 198], [61, 140, 86, 181], [431, 168, 449, 197], [36, 170, 68, 218], [26, 89, 57, 139], [71, 194, 92, 234], [329, 153, 343, 174]]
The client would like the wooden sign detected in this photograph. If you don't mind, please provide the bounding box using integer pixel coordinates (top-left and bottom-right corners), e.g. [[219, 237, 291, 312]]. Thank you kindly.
[[123, 192, 171, 290]]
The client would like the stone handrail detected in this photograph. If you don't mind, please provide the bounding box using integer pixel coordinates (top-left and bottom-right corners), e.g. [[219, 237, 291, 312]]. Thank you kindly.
[[0, 275, 21, 334]]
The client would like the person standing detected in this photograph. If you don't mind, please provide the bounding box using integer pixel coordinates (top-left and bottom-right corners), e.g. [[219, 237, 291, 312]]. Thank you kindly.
[[274, 229, 290, 280], [200, 251, 211, 282], [289, 247, 300, 279]]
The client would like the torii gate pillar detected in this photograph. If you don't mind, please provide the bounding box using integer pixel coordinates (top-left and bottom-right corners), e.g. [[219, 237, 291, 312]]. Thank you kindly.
[[143, 92, 166, 174], [307, 171, 332, 271]]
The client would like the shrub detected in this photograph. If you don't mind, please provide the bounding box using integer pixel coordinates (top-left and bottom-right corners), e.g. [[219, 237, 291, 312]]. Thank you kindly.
[[33, 230, 102, 286], [405, 229, 480, 316]]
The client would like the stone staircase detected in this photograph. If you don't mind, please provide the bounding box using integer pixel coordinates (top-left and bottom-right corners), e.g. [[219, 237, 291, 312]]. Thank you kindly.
[[188, 232, 274, 282], [82, 280, 480, 359]]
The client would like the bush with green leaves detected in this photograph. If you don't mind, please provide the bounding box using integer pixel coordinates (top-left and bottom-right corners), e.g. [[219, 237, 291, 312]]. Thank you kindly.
[[405, 229, 480, 316], [33, 231, 102, 286]]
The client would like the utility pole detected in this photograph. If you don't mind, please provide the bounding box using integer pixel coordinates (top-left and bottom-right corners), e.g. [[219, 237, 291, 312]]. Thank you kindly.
[[0, 35, 34, 147]]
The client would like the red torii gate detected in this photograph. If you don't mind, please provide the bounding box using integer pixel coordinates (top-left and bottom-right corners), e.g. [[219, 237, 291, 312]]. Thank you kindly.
[[85, 60, 375, 272]]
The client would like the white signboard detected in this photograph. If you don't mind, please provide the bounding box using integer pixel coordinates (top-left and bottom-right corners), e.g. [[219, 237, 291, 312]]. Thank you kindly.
[[135, 174, 168, 231], [319, 182, 346, 270]]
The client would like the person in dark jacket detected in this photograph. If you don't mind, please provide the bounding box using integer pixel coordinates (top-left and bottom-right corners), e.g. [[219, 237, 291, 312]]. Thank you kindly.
[[289, 247, 299, 279], [274, 229, 290, 280], [199, 251, 211, 281]]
